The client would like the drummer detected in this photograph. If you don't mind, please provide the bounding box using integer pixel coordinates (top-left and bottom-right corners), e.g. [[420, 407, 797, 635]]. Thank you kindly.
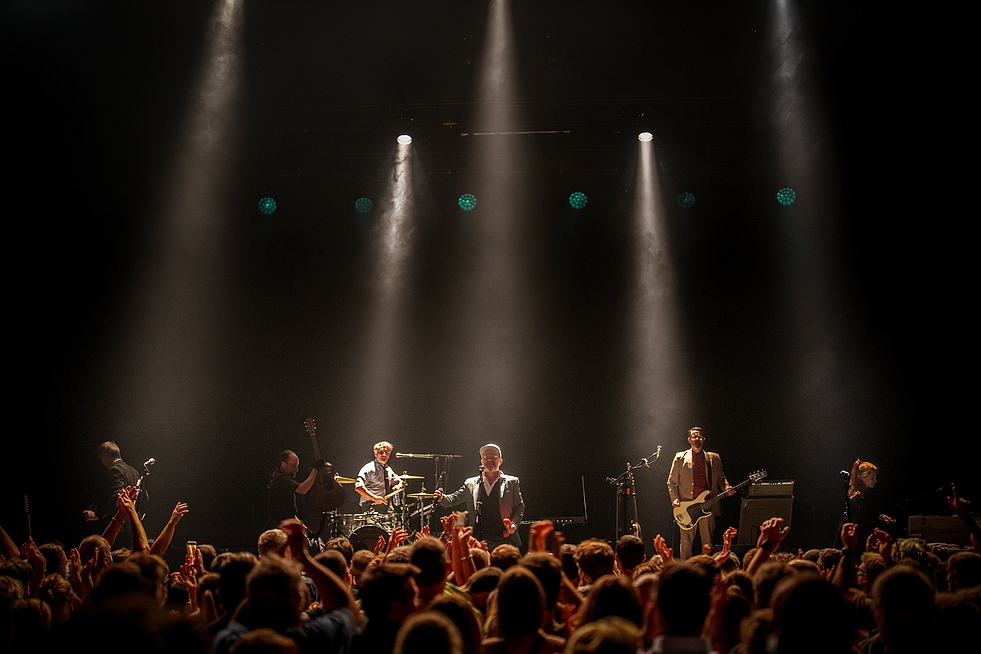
[[355, 440, 404, 513]]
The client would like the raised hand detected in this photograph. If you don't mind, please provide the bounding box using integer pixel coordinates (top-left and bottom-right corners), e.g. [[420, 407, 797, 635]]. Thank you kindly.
[[180, 555, 199, 610], [714, 527, 737, 563], [79, 547, 103, 593], [169, 502, 189, 524], [413, 524, 433, 542], [948, 485, 972, 520], [383, 527, 408, 558], [26, 538, 45, 568], [551, 530, 566, 559], [654, 534, 674, 563], [529, 520, 554, 552], [868, 527, 893, 561], [69, 548, 81, 582], [840, 522, 859, 551], [278, 518, 310, 560], [757, 517, 790, 551], [117, 487, 137, 516]]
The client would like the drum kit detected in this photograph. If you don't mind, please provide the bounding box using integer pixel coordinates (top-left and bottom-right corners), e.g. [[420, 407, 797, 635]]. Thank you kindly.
[[326, 473, 439, 550]]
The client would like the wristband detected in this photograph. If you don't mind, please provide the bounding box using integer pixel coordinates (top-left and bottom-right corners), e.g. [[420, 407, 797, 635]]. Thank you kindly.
[[111, 517, 125, 524], [759, 541, 774, 552]]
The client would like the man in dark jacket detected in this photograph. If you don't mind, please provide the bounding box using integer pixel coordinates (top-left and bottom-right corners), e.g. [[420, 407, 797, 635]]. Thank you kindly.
[[84, 440, 140, 529]]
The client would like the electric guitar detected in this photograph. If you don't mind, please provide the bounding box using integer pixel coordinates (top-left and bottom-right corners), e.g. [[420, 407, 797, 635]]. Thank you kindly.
[[673, 470, 767, 531], [303, 418, 345, 513]]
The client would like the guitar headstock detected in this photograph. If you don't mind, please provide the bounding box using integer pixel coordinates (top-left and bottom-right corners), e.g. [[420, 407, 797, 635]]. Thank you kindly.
[[304, 418, 316, 437], [749, 469, 767, 482]]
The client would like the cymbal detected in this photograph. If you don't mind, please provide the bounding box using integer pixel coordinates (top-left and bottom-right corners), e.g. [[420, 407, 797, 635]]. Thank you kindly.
[[407, 492, 436, 499], [334, 476, 357, 484], [397, 474, 425, 480]]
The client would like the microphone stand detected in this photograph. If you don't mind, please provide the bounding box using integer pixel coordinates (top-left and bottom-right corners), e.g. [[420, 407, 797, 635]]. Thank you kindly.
[[136, 459, 155, 521], [475, 465, 484, 541], [606, 448, 661, 542], [396, 452, 462, 532], [833, 470, 852, 547]]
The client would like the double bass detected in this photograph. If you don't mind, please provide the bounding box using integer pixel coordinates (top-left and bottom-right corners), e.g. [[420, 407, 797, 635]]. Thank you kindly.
[[303, 418, 345, 513]]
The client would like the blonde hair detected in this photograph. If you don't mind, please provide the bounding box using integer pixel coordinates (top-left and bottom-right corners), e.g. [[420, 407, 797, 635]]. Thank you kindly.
[[857, 461, 878, 478], [849, 460, 879, 497]]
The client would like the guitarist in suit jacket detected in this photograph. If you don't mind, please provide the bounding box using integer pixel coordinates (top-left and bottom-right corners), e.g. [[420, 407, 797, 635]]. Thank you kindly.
[[667, 426, 733, 560]]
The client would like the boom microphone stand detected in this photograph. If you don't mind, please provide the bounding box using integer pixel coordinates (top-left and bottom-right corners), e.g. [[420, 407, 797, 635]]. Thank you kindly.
[[607, 447, 662, 542]]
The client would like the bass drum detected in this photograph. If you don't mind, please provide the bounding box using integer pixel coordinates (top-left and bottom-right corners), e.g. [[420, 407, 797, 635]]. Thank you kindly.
[[349, 524, 389, 552]]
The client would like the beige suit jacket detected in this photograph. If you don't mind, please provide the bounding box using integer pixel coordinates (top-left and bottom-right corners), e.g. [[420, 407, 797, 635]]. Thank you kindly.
[[666, 449, 729, 517]]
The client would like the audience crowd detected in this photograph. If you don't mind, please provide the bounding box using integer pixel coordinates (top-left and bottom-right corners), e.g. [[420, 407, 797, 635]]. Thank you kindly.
[[2, 485, 979, 654]]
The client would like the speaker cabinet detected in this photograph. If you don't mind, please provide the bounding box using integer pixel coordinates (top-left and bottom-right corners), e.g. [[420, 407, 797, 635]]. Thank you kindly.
[[738, 498, 794, 546]]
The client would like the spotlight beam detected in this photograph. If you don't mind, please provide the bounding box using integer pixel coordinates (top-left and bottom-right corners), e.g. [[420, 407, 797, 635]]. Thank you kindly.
[[102, 0, 243, 461], [629, 139, 688, 442]]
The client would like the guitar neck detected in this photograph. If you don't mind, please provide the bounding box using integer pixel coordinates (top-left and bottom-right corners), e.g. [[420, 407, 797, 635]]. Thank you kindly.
[[304, 419, 322, 460], [701, 476, 753, 509]]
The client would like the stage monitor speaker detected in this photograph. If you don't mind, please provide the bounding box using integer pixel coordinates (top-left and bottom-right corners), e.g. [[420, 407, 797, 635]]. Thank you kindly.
[[738, 498, 793, 546], [908, 515, 980, 547]]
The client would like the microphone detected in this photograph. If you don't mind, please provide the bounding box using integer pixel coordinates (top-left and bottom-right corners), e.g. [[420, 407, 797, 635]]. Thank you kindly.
[[839, 470, 850, 481], [436, 471, 446, 492], [144, 458, 156, 469], [641, 446, 663, 467], [395, 452, 426, 459]]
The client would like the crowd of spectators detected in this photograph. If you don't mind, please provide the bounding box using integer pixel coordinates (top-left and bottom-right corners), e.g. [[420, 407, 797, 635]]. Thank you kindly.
[[2, 485, 979, 654]]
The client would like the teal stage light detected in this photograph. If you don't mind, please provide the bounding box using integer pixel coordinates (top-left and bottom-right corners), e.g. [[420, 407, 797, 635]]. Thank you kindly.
[[776, 187, 797, 206], [677, 192, 696, 209], [458, 193, 477, 211], [568, 191, 588, 209], [258, 197, 277, 215], [354, 197, 373, 214]]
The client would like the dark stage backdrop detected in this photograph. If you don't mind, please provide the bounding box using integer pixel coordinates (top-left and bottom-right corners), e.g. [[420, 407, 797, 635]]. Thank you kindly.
[[4, 1, 973, 560]]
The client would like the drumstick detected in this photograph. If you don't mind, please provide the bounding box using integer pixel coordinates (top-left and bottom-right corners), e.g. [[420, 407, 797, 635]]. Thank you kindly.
[[382, 487, 405, 500]]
